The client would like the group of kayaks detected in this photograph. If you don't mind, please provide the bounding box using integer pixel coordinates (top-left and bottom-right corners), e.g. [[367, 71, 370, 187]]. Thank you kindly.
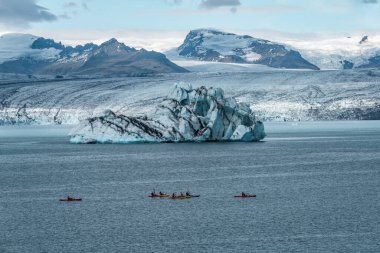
[[59, 192, 256, 202], [149, 191, 256, 199], [59, 196, 82, 202], [149, 191, 200, 199]]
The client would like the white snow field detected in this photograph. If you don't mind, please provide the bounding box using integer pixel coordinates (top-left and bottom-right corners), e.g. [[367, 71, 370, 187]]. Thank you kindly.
[[0, 69, 380, 125], [171, 59, 277, 73], [0, 34, 60, 64], [283, 35, 380, 70]]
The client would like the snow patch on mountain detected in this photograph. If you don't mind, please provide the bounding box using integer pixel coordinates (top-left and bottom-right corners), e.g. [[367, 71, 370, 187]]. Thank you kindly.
[[283, 35, 380, 69], [170, 59, 279, 73], [197, 30, 265, 58]]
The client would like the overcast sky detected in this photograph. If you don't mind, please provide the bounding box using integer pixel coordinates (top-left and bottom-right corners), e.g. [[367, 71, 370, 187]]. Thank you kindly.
[[1, 0, 380, 50]]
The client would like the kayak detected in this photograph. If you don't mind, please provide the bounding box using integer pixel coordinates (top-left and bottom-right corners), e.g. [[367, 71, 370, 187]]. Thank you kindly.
[[234, 195, 256, 198], [190, 195, 200, 197], [149, 194, 170, 198], [170, 195, 192, 199], [60, 198, 82, 201]]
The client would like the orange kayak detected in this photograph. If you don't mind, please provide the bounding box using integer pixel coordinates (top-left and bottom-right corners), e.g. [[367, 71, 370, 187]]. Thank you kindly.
[[149, 194, 169, 198]]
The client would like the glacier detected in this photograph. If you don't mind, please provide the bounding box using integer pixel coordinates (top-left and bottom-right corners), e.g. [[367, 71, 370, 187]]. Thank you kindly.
[[1, 70, 380, 126], [69, 83, 266, 144]]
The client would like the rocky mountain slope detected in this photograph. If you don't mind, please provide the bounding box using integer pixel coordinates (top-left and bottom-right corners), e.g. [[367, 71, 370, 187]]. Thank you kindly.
[[0, 34, 187, 76], [175, 29, 319, 70]]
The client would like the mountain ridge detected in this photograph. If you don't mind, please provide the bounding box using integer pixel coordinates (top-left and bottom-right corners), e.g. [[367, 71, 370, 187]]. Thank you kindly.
[[2, 31, 380, 73], [0, 34, 188, 76]]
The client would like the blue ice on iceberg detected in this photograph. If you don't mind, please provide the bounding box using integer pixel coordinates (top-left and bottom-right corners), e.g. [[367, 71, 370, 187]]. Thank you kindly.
[[69, 83, 265, 143]]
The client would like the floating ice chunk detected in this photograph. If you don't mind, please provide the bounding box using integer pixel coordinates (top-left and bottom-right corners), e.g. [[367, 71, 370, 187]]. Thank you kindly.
[[70, 84, 266, 144]]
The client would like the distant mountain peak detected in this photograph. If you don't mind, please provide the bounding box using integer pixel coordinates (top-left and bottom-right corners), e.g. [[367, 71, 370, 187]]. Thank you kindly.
[[98, 38, 135, 53], [101, 38, 120, 46], [186, 29, 270, 43], [189, 28, 234, 36], [0, 33, 188, 76], [178, 29, 319, 70], [359, 35, 369, 44], [31, 37, 65, 50]]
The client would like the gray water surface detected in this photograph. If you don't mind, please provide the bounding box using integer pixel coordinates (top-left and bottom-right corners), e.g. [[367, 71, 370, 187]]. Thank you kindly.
[[0, 121, 379, 252]]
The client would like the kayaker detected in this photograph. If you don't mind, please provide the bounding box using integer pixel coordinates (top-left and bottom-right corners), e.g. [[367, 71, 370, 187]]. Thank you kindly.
[[159, 191, 164, 195], [186, 191, 191, 196], [241, 192, 246, 197], [172, 193, 176, 198]]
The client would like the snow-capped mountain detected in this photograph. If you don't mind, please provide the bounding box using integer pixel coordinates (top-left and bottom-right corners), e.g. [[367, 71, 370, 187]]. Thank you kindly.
[[176, 29, 319, 70], [288, 35, 380, 70], [0, 34, 188, 76], [171, 30, 380, 71], [0, 34, 61, 64]]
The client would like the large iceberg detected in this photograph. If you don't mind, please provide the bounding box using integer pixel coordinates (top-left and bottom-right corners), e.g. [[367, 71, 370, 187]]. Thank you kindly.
[[69, 83, 266, 144]]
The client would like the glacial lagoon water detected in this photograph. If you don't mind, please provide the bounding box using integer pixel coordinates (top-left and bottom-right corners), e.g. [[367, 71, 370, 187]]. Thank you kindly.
[[0, 121, 379, 252]]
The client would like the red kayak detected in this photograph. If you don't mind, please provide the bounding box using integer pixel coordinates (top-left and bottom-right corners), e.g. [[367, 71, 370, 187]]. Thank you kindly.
[[234, 194, 256, 198], [60, 197, 82, 201]]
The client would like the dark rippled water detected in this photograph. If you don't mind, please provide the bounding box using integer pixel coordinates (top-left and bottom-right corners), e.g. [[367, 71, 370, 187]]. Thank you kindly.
[[1, 121, 379, 252]]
